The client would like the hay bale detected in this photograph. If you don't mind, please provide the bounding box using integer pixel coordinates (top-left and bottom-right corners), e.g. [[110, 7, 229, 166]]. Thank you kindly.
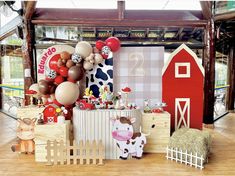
[[169, 128, 211, 162]]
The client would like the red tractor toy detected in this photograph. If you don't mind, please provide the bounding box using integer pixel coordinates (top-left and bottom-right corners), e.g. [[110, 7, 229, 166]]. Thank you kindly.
[[76, 99, 95, 110]]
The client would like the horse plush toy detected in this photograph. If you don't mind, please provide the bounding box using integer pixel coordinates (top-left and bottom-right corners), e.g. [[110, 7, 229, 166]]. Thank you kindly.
[[11, 118, 37, 154], [110, 116, 147, 159]]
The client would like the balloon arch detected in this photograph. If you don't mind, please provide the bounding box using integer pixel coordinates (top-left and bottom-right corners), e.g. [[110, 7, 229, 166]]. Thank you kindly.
[[30, 37, 121, 122]]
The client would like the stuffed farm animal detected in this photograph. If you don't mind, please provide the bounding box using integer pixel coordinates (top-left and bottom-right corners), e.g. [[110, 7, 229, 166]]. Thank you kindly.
[[110, 116, 147, 159], [11, 118, 37, 154]]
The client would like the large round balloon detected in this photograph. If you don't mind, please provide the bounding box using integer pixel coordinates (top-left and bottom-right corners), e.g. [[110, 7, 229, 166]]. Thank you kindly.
[[49, 54, 61, 72], [75, 41, 92, 58], [68, 65, 84, 81], [105, 37, 121, 52], [95, 40, 105, 50], [55, 81, 80, 105], [38, 80, 50, 95]]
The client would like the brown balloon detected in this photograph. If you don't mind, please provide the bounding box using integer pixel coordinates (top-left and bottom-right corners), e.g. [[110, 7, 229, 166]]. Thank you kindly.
[[49, 83, 57, 94], [38, 80, 50, 95], [68, 65, 84, 81], [62, 59, 67, 64], [66, 60, 75, 68], [57, 58, 65, 67], [76, 62, 83, 68], [60, 51, 71, 60]]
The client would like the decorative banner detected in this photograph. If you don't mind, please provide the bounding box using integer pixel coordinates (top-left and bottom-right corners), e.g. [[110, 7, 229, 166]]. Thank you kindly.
[[37, 45, 75, 81], [86, 58, 113, 97], [162, 44, 205, 131], [114, 47, 164, 108]]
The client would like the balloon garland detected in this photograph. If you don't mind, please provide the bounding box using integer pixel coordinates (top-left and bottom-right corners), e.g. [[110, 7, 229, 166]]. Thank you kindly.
[[32, 37, 121, 123]]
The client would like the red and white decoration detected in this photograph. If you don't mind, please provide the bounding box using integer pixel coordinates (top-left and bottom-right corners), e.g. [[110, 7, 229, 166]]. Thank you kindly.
[[37, 45, 75, 81], [162, 44, 204, 131]]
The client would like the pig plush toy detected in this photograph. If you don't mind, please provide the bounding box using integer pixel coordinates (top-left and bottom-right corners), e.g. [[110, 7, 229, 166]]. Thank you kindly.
[[11, 118, 37, 154], [110, 116, 147, 159]]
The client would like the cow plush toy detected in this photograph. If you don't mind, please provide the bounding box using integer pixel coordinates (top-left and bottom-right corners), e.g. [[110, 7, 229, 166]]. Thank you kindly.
[[110, 116, 147, 159], [11, 118, 37, 154]]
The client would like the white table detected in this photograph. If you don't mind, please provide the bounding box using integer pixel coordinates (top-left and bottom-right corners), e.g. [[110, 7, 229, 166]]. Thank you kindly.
[[73, 108, 142, 159]]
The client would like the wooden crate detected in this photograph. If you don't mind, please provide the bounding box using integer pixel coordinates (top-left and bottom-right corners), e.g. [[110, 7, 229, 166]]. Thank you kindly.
[[17, 106, 44, 119], [142, 112, 171, 153], [34, 121, 70, 162]]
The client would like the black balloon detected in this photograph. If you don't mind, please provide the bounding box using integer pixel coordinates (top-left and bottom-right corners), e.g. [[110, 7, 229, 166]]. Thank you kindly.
[[68, 65, 84, 81]]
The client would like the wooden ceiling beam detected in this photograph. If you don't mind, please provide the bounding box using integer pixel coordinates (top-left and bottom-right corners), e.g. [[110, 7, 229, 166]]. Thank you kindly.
[[31, 19, 207, 27], [118, 0, 125, 20], [215, 11, 235, 21], [200, 1, 212, 20], [23, 1, 37, 20]]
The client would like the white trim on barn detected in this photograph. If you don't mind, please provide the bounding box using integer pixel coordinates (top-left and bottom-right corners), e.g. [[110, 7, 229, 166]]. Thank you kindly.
[[175, 98, 190, 129], [175, 62, 191, 78], [162, 43, 204, 76]]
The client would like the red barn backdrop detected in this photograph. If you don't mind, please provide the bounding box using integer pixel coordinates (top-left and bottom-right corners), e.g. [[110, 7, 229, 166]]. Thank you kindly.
[[162, 44, 204, 131]]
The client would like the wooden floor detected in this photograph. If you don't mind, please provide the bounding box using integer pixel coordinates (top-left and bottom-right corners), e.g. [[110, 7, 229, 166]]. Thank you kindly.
[[0, 112, 235, 176]]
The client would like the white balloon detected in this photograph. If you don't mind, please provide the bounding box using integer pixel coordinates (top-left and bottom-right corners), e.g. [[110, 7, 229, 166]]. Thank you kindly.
[[55, 81, 80, 105], [75, 41, 92, 58], [83, 61, 93, 70], [94, 53, 103, 65]]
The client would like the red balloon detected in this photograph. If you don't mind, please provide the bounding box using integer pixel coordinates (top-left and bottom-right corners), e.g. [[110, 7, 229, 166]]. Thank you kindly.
[[105, 37, 121, 52], [59, 66, 69, 77], [49, 54, 61, 72], [95, 40, 106, 50], [43, 105, 57, 123], [54, 75, 64, 85]]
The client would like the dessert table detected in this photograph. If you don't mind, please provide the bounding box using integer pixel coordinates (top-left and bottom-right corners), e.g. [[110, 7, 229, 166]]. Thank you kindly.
[[73, 108, 142, 159]]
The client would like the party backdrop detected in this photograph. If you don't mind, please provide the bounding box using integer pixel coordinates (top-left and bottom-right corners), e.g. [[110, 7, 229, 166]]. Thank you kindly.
[[86, 58, 113, 97], [113, 47, 164, 108]]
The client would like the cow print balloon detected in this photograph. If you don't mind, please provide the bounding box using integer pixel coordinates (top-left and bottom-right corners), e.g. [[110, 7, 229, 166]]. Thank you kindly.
[[101, 46, 111, 56], [71, 53, 82, 64], [47, 69, 57, 79]]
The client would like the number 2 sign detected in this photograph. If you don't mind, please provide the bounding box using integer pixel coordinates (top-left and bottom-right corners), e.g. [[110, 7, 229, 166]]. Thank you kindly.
[[128, 52, 145, 76]]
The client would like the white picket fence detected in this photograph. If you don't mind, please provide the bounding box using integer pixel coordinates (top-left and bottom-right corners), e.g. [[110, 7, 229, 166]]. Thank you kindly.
[[166, 146, 204, 170], [46, 140, 105, 165]]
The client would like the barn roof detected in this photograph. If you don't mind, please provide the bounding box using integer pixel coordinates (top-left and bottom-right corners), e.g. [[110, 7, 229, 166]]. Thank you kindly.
[[162, 43, 204, 76]]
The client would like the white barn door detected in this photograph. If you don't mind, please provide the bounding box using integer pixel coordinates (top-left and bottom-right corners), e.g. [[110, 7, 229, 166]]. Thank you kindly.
[[175, 98, 190, 130]]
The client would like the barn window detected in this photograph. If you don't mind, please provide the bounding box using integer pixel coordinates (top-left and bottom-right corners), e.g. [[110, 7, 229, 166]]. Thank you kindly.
[[175, 63, 190, 78]]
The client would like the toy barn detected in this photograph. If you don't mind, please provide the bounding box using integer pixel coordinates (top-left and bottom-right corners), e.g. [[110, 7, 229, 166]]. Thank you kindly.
[[0, 1, 235, 176]]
